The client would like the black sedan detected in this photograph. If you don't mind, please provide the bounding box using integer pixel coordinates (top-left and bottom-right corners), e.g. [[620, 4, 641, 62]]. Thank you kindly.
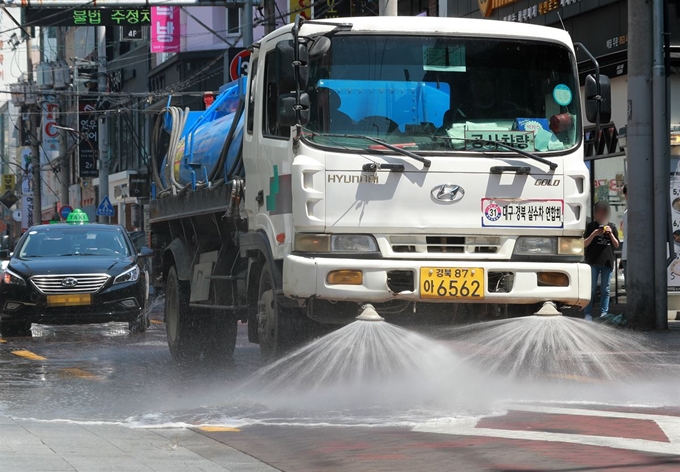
[[0, 222, 152, 337]]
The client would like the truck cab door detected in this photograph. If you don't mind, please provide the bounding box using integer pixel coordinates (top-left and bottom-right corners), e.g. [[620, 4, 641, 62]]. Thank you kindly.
[[243, 39, 295, 259]]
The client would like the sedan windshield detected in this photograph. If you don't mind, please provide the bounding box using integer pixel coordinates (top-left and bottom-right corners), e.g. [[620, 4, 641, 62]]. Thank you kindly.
[[18, 227, 131, 258], [303, 35, 580, 154]]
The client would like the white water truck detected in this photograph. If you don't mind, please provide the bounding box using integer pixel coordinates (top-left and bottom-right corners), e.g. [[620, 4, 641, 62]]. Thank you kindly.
[[149, 16, 611, 363]]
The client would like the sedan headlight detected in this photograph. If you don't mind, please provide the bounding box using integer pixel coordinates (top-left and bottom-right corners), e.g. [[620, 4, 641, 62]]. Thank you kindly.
[[2, 268, 26, 286], [295, 234, 379, 253], [513, 237, 584, 257], [114, 265, 140, 285]]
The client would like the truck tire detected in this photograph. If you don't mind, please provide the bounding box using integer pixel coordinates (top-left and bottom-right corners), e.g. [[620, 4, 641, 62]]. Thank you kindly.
[[165, 266, 200, 363], [0, 321, 31, 337], [257, 263, 302, 359]]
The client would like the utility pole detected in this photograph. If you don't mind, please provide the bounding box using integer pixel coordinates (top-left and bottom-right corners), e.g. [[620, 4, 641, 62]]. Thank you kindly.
[[241, 0, 253, 47], [56, 26, 69, 207], [25, 19, 42, 225], [652, 0, 670, 330], [379, 0, 398, 16], [97, 26, 109, 223], [264, 0, 276, 34], [626, 0, 656, 329]]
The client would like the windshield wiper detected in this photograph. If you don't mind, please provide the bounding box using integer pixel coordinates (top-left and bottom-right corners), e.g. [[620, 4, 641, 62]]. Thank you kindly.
[[433, 136, 558, 171], [308, 132, 431, 170]]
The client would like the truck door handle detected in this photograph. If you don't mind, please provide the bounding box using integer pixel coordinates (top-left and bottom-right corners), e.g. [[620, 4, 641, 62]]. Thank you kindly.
[[490, 166, 531, 175], [256, 190, 264, 206]]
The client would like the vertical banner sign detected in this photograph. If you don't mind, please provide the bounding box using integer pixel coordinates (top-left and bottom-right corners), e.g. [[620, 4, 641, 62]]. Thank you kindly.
[[290, 0, 312, 23], [151, 7, 180, 53], [669, 158, 680, 291], [20, 147, 34, 231], [42, 102, 60, 152], [78, 99, 99, 178]]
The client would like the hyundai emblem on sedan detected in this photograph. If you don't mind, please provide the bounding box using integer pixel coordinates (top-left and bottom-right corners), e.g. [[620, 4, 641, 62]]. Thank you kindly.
[[431, 184, 465, 202], [62, 277, 78, 287]]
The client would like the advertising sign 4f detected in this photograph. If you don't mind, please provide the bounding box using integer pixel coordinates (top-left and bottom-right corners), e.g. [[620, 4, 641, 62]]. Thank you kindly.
[[151, 7, 180, 53]]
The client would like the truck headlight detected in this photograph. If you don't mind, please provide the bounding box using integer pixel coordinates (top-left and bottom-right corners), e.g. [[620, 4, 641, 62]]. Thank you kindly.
[[295, 234, 379, 253], [2, 268, 26, 286], [114, 265, 140, 285], [513, 237, 584, 257], [513, 237, 557, 256], [558, 237, 584, 256]]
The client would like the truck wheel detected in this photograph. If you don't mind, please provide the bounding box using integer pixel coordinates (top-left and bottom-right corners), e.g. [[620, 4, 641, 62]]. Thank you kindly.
[[194, 310, 238, 364], [165, 266, 200, 363], [257, 263, 300, 359], [0, 321, 31, 337]]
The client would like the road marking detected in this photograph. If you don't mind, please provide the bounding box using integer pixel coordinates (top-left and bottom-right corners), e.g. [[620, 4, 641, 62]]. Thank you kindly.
[[198, 426, 240, 432], [415, 406, 680, 455], [150, 319, 163, 325], [11, 350, 46, 361], [57, 368, 103, 381]]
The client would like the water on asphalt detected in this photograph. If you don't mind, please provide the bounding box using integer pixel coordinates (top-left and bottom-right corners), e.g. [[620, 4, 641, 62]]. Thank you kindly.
[[1, 312, 680, 431]]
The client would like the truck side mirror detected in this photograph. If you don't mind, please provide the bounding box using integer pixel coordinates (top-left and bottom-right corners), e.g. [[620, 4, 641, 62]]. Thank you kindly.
[[277, 93, 310, 127], [585, 74, 611, 124], [276, 40, 309, 92]]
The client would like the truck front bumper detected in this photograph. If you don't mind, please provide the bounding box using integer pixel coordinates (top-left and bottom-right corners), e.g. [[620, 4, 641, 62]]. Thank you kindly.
[[282, 255, 591, 308]]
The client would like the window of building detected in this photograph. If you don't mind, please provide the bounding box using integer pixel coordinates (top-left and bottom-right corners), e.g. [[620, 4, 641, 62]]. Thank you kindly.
[[227, 8, 240, 34]]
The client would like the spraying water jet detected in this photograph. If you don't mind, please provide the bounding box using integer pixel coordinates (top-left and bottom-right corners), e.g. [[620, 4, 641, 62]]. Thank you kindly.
[[534, 301, 562, 317], [355, 304, 385, 322]]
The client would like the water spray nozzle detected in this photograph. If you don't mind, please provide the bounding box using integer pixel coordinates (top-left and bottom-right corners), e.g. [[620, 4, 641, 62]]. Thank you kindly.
[[534, 301, 562, 317], [356, 304, 385, 322]]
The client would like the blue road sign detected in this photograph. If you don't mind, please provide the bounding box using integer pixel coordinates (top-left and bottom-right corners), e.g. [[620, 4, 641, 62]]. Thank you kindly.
[[59, 205, 73, 219], [96, 196, 115, 217]]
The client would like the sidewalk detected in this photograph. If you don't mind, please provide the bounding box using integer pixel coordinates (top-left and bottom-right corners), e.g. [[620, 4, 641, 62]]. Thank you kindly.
[[0, 414, 277, 472]]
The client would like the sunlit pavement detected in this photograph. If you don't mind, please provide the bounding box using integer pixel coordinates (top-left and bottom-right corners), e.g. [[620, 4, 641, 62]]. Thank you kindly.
[[1, 309, 680, 471]]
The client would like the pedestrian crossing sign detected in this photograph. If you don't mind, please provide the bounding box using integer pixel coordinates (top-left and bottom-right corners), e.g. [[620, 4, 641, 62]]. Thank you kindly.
[[96, 196, 115, 217]]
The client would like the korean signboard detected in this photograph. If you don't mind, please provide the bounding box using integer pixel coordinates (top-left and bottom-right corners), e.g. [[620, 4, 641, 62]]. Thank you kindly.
[[78, 99, 99, 178], [1, 174, 15, 193], [151, 7, 180, 53], [20, 147, 34, 231], [25, 8, 151, 27], [42, 102, 60, 153]]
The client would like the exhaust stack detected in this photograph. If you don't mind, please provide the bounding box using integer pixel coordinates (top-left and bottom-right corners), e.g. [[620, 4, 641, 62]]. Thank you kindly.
[[534, 301, 562, 317], [356, 304, 385, 322]]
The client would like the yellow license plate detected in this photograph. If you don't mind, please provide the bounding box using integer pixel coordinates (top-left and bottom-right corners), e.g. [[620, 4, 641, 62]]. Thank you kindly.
[[419, 267, 484, 300], [47, 294, 92, 307]]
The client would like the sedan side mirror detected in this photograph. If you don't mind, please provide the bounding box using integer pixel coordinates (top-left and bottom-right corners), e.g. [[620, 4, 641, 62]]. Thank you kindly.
[[0, 249, 10, 260], [137, 247, 154, 258]]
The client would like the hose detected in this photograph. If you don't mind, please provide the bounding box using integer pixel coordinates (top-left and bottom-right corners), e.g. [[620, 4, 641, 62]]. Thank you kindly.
[[210, 97, 246, 182]]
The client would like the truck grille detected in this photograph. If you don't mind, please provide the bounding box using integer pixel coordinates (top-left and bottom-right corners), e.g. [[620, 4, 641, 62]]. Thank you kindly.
[[31, 274, 110, 294], [389, 235, 501, 255]]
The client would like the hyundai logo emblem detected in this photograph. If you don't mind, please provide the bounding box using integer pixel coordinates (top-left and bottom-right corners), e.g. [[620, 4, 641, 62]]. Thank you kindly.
[[61, 277, 78, 287], [431, 184, 465, 203]]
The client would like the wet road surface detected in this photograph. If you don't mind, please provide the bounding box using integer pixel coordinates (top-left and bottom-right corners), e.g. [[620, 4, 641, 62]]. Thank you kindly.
[[2, 308, 680, 471]]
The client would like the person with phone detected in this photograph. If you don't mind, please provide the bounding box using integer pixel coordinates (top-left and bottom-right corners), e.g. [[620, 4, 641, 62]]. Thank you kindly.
[[583, 201, 620, 321]]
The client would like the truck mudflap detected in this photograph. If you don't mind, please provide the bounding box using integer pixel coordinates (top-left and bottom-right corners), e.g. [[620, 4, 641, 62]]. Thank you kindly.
[[282, 255, 591, 308]]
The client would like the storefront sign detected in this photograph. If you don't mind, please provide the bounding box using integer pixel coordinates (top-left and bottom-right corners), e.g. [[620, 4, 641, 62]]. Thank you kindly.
[[78, 100, 99, 178], [479, 0, 518, 18], [1, 174, 15, 193], [25, 8, 151, 27], [151, 6, 180, 53], [290, 0, 312, 23]]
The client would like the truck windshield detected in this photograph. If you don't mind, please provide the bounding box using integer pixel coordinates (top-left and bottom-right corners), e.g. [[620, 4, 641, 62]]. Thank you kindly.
[[303, 34, 580, 154]]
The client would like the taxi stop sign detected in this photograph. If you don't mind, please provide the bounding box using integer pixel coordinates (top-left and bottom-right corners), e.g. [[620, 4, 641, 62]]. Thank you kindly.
[[66, 209, 89, 225]]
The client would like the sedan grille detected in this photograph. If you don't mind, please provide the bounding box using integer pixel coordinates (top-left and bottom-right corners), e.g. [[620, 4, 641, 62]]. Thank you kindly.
[[30, 274, 110, 294]]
